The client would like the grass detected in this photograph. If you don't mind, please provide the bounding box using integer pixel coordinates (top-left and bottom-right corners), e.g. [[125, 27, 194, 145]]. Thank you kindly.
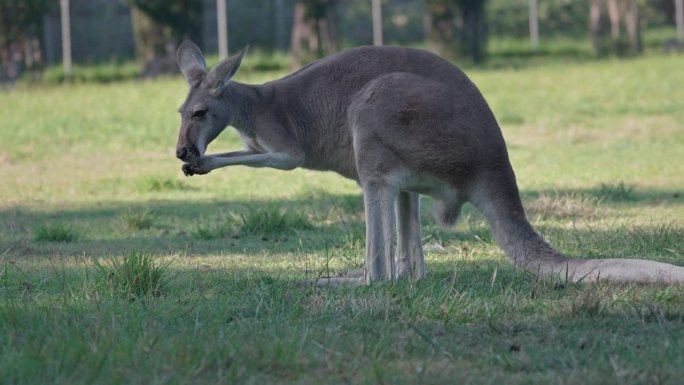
[[189, 206, 313, 240], [137, 175, 195, 193], [93, 251, 172, 299], [1, 52, 683, 384], [34, 48, 290, 84], [34, 222, 80, 243], [236, 205, 313, 235], [121, 208, 155, 231], [40, 61, 141, 84], [598, 181, 637, 202]]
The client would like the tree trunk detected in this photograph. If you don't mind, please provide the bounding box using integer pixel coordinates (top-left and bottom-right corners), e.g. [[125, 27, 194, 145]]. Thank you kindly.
[[130, 6, 171, 69], [290, 1, 339, 68], [623, 0, 641, 53], [461, 1, 487, 63], [320, 4, 339, 55], [589, 0, 603, 54], [425, 1, 457, 57], [290, 1, 308, 68], [606, 0, 621, 41]]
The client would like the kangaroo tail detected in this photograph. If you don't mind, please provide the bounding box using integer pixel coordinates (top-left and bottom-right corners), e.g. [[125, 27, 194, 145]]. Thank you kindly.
[[470, 169, 684, 284]]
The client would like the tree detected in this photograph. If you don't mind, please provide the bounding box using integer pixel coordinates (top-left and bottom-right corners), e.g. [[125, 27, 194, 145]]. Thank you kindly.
[[290, 0, 340, 68], [458, 0, 488, 63], [425, 0, 488, 63], [124, 0, 203, 69], [589, 0, 642, 55], [0, 0, 51, 81], [425, 0, 458, 55]]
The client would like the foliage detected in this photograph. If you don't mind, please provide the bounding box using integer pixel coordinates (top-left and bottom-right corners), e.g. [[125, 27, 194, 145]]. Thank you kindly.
[[123, 0, 203, 69], [0, 0, 52, 79], [488, 0, 590, 38], [123, 0, 202, 42], [291, 0, 341, 66], [426, 0, 488, 62], [487, 0, 674, 56], [0, 0, 51, 42]]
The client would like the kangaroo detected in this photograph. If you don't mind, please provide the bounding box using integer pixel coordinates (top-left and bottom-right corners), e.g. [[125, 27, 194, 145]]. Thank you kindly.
[[174, 40, 684, 285]]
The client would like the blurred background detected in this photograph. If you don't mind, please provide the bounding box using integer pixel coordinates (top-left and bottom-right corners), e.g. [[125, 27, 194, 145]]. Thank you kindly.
[[1, 0, 683, 84]]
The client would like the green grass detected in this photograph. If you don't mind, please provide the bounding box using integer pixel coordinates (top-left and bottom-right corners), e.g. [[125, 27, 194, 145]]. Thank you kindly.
[[93, 251, 172, 299], [35, 48, 290, 84], [40, 61, 141, 84], [236, 205, 313, 235], [598, 181, 637, 202], [1, 52, 683, 384], [121, 208, 155, 231], [33, 222, 81, 243]]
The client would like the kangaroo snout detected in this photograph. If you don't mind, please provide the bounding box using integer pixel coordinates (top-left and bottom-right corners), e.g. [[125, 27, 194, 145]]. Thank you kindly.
[[176, 146, 199, 161], [175, 147, 188, 161]]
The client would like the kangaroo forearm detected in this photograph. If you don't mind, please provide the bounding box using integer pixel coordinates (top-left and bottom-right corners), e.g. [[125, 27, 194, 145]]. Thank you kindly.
[[202, 152, 299, 170], [207, 150, 257, 158], [182, 152, 301, 176]]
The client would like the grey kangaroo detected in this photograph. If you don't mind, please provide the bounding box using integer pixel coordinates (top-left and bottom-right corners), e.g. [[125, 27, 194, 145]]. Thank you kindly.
[[175, 40, 684, 285]]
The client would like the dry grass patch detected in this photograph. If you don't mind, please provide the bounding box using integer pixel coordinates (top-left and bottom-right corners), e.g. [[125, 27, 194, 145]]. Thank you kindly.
[[526, 192, 601, 221]]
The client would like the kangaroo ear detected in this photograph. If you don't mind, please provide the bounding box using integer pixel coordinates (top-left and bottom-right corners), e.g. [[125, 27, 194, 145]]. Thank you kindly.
[[177, 40, 207, 85], [205, 45, 249, 94]]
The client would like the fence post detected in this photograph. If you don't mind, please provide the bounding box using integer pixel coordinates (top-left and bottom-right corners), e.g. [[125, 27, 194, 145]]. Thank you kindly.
[[529, 0, 538, 52], [676, 0, 684, 40], [60, 0, 72, 79], [372, 0, 383, 46], [217, 0, 228, 60]]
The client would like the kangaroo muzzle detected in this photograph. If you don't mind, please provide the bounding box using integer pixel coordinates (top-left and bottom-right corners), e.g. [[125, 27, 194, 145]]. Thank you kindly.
[[175, 144, 200, 162]]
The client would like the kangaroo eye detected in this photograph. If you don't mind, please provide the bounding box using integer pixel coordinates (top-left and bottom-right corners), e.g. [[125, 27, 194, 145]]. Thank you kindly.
[[192, 109, 208, 119]]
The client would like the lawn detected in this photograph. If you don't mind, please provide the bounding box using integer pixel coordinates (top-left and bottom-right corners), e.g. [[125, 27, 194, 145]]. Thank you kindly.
[[1, 53, 683, 384]]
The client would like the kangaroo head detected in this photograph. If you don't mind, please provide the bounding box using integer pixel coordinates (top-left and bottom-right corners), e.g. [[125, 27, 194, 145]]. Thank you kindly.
[[175, 40, 247, 162]]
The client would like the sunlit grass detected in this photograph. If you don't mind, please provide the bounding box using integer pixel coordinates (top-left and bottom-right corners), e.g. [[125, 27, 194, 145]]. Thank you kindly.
[[93, 251, 172, 299]]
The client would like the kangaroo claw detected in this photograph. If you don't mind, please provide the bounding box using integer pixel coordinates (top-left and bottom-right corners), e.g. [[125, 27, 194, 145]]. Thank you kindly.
[[182, 163, 195, 176], [182, 162, 209, 176]]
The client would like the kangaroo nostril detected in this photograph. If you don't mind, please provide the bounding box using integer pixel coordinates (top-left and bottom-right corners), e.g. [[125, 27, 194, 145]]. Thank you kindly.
[[176, 147, 188, 160]]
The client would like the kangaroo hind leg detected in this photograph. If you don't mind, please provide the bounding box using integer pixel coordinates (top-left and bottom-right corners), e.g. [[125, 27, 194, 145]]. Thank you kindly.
[[362, 179, 400, 283], [395, 191, 425, 279]]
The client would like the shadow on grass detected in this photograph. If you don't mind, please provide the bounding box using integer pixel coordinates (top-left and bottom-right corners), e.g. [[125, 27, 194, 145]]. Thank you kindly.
[[0, 187, 682, 263]]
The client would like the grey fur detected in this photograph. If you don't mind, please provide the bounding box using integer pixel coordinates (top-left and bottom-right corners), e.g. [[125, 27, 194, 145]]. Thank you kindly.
[[175, 41, 684, 285]]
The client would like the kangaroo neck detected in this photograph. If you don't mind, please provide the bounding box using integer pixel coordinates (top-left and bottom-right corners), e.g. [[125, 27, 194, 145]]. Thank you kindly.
[[222, 81, 272, 135]]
